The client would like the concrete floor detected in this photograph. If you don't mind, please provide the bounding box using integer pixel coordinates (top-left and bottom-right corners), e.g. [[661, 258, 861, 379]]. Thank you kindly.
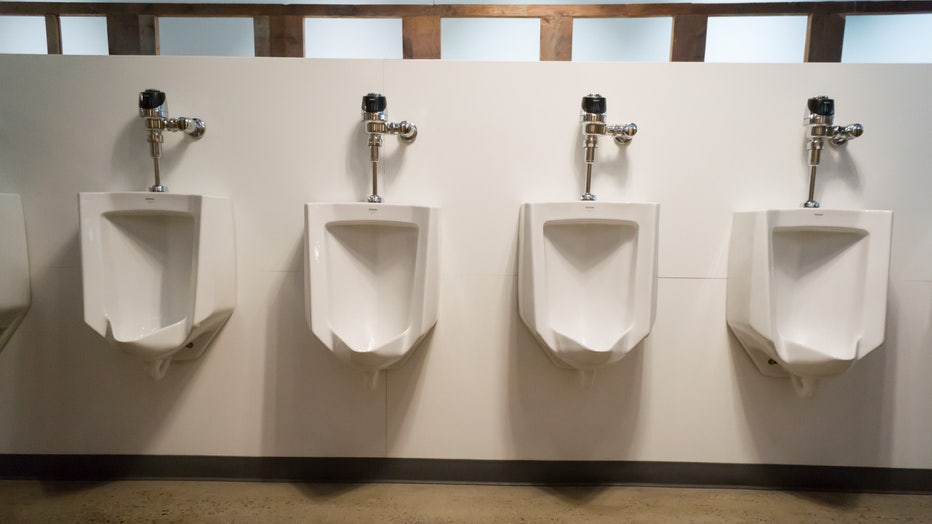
[[1, 480, 930, 523]]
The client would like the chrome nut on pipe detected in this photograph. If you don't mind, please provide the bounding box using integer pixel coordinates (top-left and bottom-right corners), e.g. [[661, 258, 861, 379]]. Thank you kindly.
[[610, 123, 638, 145], [396, 121, 417, 142]]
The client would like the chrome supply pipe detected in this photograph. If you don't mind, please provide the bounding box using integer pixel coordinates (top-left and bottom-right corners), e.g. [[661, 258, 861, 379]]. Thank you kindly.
[[803, 96, 863, 208], [362, 93, 417, 203], [138, 89, 206, 192], [579, 94, 636, 201]]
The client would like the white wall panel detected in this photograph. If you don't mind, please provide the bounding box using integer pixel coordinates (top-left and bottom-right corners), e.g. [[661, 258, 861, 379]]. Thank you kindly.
[[60, 16, 108, 56], [572, 18, 672, 62], [441, 18, 540, 61], [0, 56, 930, 468], [843, 14, 932, 64], [159, 17, 255, 57], [305, 18, 403, 59], [706, 16, 807, 63], [0, 16, 46, 55]]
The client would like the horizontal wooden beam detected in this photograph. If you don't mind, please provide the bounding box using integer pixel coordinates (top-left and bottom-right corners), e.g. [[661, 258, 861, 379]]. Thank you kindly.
[[1, 2, 930, 18]]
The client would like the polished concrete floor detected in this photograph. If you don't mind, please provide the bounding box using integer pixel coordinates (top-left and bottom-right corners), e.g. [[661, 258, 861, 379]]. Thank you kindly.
[[1, 480, 930, 523]]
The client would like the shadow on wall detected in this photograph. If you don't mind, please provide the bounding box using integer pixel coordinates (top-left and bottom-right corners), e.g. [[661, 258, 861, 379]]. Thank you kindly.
[[261, 233, 387, 457], [728, 285, 894, 469], [9, 233, 196, 454], [506, 279, 643, 461]]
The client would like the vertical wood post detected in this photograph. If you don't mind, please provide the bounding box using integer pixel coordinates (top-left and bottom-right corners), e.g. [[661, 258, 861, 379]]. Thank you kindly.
[[806, 13, 845, 62], [254, 16, 271, 57], [107, 14, 158, 55], [268, 15, 304, 57], [45, 14, 62, 54], [402, 16, 441, 59], [139, 15, 158, 55], [671, 15, 707, 62], [540, 16, 572, 61]]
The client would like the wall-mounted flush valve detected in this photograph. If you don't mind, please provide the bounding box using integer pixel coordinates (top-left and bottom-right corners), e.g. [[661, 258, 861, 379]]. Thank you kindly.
[[803, 96, 863, 208], [580, 94, 637, 201], [362, 93, 417, 203], [138, 89, 206, 193]]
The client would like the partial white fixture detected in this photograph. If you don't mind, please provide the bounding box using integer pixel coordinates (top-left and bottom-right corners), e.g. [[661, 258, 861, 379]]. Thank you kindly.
[[726, 209, 892, 397], [305, 202, 439, 389], [0, 194, 30, 351], [518, 202, 659, 386], [79, 192, 235, 379]]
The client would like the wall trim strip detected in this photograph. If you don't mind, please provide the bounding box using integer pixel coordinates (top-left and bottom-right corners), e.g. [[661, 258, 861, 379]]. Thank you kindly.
[[1, 455, 930, 493]]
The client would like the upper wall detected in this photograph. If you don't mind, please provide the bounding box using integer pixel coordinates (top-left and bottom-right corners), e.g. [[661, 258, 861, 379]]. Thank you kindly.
[[0, 56, 929, 467]]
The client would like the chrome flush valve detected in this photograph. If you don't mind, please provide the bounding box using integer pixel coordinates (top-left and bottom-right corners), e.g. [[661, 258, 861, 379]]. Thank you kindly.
[[362, 93, 417, 203], [138, 89, 206, 192], [803, 96, 863, 208], [580, 94, 637, 201]]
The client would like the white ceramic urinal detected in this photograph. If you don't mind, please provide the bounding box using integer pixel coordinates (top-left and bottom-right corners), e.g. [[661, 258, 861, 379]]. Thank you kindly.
[[0, 194, 30, 352], [726, 209, 892, 397], [518, 202, 658, 385], [305, 203, 439, 388], [79, 192, 235, 379]]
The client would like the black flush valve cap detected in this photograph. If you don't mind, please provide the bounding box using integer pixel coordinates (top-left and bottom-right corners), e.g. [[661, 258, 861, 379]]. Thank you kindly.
[[363, 93, 387, 113], [808, 96, 834, 117], [139, 89, 166, 110], [582, 94, 607, 114]]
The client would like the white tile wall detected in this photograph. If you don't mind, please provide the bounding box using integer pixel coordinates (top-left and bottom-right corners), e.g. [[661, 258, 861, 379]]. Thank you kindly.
[[0, 56, 930, 467]]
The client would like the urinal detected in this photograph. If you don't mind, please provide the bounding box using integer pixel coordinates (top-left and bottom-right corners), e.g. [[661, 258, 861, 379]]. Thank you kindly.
[[518, 202, 658, 385], [0, 194, 30, 352], [79, 192, 235, 379], [517, 94, 656, 386], [726, 209, 892, 397], [304, 202, 439, 388]]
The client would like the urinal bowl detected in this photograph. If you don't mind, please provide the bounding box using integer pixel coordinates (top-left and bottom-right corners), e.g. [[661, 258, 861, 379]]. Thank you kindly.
[[726, 209, 892, 396], [517, 202, 659, 378], [304, 202, 439, 384], [0, 194, 30, 352], [79, 192, 236, 379]]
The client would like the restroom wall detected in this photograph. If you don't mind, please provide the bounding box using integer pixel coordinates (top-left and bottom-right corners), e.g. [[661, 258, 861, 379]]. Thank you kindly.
[[0, 56, 930, 469]]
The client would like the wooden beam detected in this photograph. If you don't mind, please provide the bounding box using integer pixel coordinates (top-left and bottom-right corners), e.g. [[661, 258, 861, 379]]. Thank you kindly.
[[45, 14, 62, 54], [402, 16, 440, 59], [540, 16, 572, 61], [805, 13, 845, 62], [670, 14, 707, 62], [254, 15, 270, 57], [139, 14, 158, 55], [106, 14, 136, 54], [2, 2, 931, 19], [268, 14, 303, 57]]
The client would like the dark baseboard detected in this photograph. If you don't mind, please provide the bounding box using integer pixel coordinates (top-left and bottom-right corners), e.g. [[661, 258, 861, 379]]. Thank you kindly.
[[0, 455, 929, 493]]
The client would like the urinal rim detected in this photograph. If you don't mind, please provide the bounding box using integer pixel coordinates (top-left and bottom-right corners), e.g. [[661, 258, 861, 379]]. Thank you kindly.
[[517, 201, 659, 370], [304, 202, 440, 368]]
